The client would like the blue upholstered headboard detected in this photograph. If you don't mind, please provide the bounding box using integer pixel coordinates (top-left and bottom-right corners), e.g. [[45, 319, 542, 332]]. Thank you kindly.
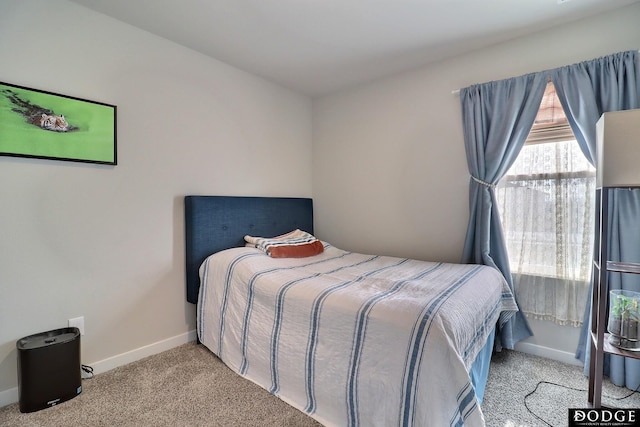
[[184, 196, 314, 303]]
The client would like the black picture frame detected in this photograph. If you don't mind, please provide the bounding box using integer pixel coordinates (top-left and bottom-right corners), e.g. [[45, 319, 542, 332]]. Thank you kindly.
[[0, 81, 117, 165]]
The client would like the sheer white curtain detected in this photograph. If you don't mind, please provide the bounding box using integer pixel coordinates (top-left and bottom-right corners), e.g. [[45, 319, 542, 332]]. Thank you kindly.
[[496, 138, 595, 326]]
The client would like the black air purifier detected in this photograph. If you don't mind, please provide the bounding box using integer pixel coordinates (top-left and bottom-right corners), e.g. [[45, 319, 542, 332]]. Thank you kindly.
[[16, 327, 82, 413]]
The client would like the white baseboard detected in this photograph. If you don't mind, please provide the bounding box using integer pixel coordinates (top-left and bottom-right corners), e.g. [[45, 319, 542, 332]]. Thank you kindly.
[[0, 329, 197, 408], [514, 341, 583, 367], [0, 387, 18, 409], [89, 329, 198, 375]]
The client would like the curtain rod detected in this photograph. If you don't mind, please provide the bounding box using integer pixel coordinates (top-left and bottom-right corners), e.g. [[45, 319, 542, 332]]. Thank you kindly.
[[451, 50, 640, 96]]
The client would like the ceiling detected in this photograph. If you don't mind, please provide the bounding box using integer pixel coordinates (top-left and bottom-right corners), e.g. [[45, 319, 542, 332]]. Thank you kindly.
[[69, 0, 639, 96]]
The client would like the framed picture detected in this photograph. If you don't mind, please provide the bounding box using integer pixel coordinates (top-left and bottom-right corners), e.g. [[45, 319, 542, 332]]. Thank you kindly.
[[0, 81, 117, 165]]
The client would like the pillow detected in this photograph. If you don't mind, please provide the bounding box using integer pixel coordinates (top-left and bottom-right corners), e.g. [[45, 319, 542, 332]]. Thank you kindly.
[[244, 229, 324, 258]]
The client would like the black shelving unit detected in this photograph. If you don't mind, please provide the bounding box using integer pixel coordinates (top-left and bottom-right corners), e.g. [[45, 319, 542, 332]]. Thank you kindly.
[[588, 186, 640, 408]]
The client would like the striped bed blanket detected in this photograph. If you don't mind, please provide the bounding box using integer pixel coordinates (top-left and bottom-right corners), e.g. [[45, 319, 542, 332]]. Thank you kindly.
[[197, 244, 517, 426]]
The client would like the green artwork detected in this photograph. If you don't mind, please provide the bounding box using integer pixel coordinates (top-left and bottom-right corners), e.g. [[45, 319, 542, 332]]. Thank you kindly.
[[0, 82, 116, 165]]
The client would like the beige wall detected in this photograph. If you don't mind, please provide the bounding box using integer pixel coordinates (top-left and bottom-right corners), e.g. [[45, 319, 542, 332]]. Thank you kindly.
[[312, 3, 640, 359], [0, 0, 312, 398], [313, 3, 640, 263]]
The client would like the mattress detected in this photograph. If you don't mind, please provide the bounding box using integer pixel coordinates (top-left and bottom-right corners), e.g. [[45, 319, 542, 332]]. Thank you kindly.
[[197, 243, 517, 426]]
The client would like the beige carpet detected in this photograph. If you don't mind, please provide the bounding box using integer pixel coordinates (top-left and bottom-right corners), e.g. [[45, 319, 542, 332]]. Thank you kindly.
[[0, 343, 320, 427], [482, 350, 640, 427], [1, 342, 639, 426]]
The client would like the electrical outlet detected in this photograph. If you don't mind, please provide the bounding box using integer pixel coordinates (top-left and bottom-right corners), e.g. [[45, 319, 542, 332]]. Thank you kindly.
[[68, 316, 85, 335]]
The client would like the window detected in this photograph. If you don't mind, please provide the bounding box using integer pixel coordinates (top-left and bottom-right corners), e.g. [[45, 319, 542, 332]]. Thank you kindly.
[[496, 81, 595, 327]]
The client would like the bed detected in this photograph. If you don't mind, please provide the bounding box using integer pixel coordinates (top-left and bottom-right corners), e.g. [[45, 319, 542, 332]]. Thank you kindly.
[[185, 195, 517, 427]]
